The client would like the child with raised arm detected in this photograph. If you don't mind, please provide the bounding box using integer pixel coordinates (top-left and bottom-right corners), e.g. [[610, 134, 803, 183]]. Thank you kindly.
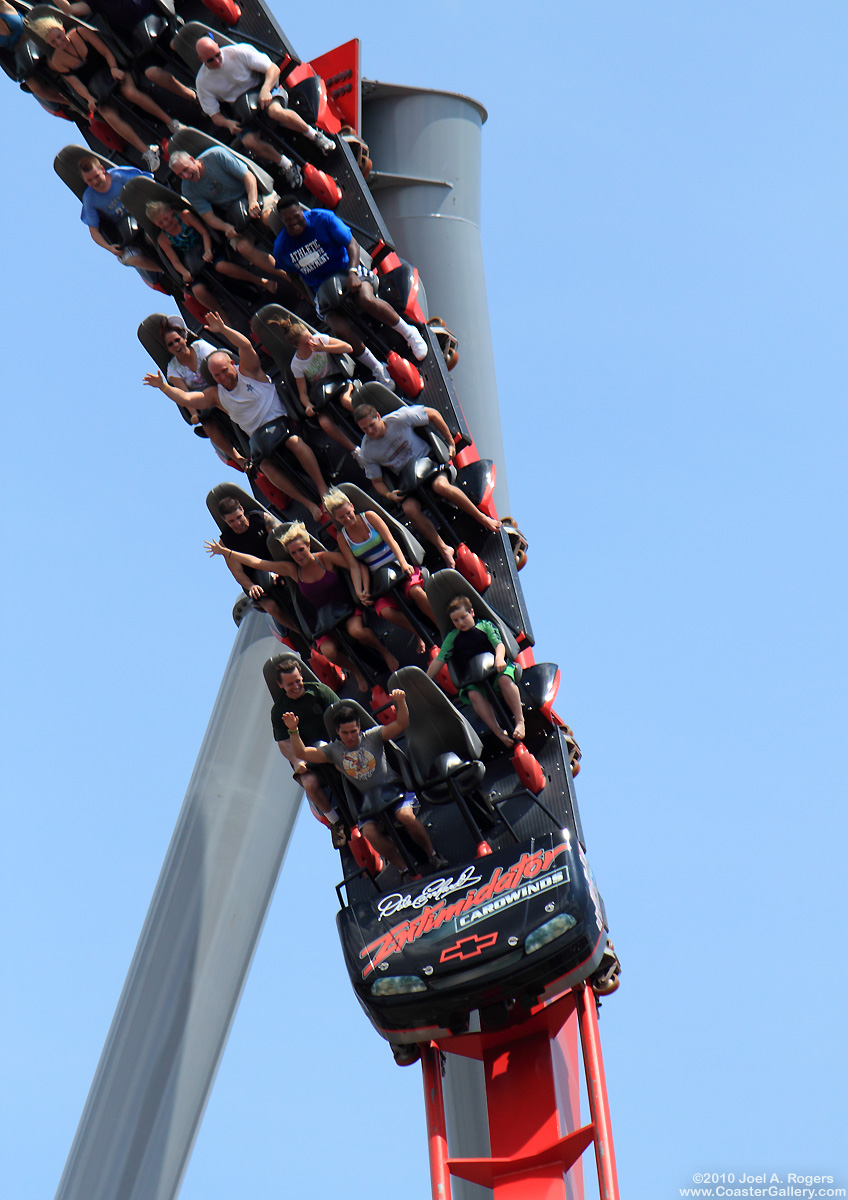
[[426, 595, 525, 746]]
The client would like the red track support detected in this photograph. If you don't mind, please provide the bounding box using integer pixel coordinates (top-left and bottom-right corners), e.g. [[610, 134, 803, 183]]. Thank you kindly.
[[576, 985, 619, 1200], [421, 1044, 452, 1200], [426, 988, 619, 1200]]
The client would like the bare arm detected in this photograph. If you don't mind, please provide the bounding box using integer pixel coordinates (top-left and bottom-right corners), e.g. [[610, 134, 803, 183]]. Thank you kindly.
[[203, 311, 263, 378], [157, 231, 191, 283], [425, 655, 443, 680], [424, 408, 456, 457], [380, 689, 410, 741], [364, 510, 412, 574], [210, 111, 242, 136], [242, 170, 260, 219], [258, 60, 281, 107], [88, 225, 123, 256], [143, 369, 216, 411], [205, 540, 294, 578], [294, 375, 315, 417], [197, 208, 238, 240], [283, 714, 330, 764], [335, 535, 369, 601], [182, 210, 215, 259]]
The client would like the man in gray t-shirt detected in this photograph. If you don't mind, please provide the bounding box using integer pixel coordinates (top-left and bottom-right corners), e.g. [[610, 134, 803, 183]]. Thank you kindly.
[[283, 688, 446, 877], [354, 401, 502, 569], [169, 146, 291, 289]]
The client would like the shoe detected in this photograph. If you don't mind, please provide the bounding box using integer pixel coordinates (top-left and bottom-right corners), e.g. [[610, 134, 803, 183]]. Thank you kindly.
[[404, 326, 428, 361], [330, 821, 347, 849], [313, 129, 335, 154], [142, 145, 161, 172], [371, 362, 396, 391], [352, 446, 364, 468], [168, 118, 184, 134], [428, 852, 449, 871], [284, 162, 302, 189]]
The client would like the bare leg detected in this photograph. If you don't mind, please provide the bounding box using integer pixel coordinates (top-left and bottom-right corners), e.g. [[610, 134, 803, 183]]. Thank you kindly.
[[318, 636, 369, 693], [144, 65, 197, 105], [326, 310, 365, 356], [377, 603, 425, 655], [468, 688, 513, 746], [395, 807, 435, 857], [122, 252, 163, 272], [346, 615, 399, 674], [360, 819, 405, 872], [190, 282, 230, 326], [241, 129, 290, 166], [407, 583, 436, 624], [498, 675, 525, 740], [231, 235, 292, 284], [266, 100, 318, 139], [401, 497, 454, 567], [96, 103, 151, 155], [431, 474, 500, 533], [201, 420, 247, 468], [299, 769, 332, 816], [119, 75, 173, 126], [354, 279, 403, 327], [318, 412, 356, 451], [256, 593, 297, 632], [258, 455, 323, 521], [285, 435, 329, 500], [214, 260, 277, 294]]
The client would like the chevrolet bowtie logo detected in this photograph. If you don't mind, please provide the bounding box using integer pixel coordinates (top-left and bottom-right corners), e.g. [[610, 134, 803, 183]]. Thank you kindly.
[[439, 932, 499, 963]]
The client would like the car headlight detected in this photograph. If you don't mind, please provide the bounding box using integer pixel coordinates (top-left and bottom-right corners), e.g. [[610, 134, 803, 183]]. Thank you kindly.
[[525, 913, 577, 955], [370, 974, 428, 996]]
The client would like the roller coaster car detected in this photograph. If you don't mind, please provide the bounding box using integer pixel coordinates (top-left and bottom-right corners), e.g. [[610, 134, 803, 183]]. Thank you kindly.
[[335, 667, 609, 1044], [169, 23, 341, 205]]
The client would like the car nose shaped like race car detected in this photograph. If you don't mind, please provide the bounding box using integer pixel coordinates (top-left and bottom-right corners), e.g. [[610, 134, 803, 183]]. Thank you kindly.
[[337, 828, 607, 1043]]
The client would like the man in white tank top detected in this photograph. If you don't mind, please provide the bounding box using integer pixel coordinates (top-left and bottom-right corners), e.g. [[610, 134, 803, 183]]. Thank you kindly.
[[143, 312, 330, 520]]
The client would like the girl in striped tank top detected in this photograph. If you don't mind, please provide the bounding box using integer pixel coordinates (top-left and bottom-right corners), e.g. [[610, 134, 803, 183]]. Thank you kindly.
[[324, 491, 436, 654]]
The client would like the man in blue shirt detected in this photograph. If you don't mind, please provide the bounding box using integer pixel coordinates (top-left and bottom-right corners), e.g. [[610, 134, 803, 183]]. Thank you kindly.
[[273, 197, 429, 379], [78, 155, 162, 275]]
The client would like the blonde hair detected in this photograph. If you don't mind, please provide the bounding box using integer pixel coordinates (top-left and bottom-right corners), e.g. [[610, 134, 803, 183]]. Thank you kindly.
[[145, 200, 175, 222], [279, 521, 310, 550], [322, 490, 351, 515], [27, 15, 64, 38]]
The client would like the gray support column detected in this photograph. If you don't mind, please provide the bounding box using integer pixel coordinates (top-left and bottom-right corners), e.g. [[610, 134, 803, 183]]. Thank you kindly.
[[55, 609, 300, 1200], [362, 83, 510, 512], [364, 82, 504, 1200]]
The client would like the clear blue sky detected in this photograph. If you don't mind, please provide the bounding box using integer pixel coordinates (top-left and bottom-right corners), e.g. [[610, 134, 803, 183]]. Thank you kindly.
[[2, 3, 845, 1198]]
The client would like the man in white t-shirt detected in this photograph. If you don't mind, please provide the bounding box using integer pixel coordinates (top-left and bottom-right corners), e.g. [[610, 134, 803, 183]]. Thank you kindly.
[[354, 402, 501, 567], [143, 312, 330, 519], [195, 37, 335, 186]]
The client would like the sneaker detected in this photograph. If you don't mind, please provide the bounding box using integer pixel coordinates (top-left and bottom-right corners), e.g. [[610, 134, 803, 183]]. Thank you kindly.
[[142, 144, 161, 172], [428, 851, 449, 871], [168, 118, 184, 134], [404, 326, 428, 362], [371, 362, 396, 391], [330, 821, 347, 849], [352, 446, 365, 468], [313, 129, 335, 154], [284, 162, 303, 189]]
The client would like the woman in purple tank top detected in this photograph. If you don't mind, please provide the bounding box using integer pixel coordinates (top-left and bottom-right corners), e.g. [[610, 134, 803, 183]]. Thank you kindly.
[[205, 521, 399, 691]]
